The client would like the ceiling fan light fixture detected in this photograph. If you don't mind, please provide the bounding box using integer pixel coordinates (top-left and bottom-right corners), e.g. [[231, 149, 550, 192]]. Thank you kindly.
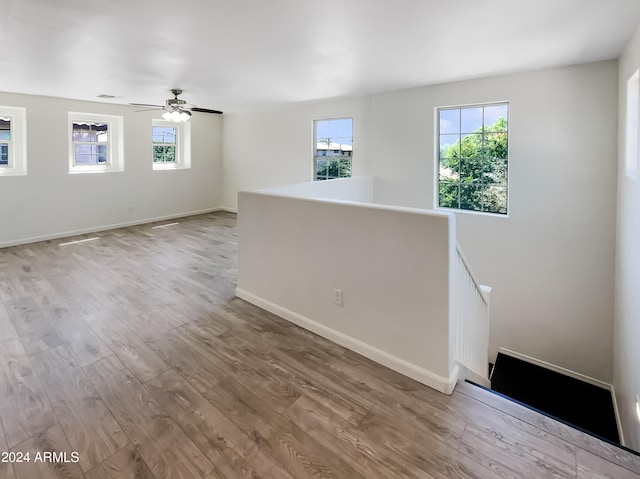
[[131, 90, 222, 119], [162, 107, 191, 123]]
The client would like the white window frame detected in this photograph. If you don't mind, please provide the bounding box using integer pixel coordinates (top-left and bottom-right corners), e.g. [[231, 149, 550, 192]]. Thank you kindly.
[[0, 106, 27, 177], [435, 101, 510, 216], [152, 119, 191, 170], [69, 112, 124, 174], [313, 117, 353, 181]]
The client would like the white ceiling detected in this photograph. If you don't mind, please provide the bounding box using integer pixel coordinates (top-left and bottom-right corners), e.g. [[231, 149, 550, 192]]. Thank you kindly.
[[2, 0, 640, 114]]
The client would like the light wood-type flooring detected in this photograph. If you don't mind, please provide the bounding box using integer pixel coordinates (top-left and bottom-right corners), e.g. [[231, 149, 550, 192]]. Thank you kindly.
[[0, 211, 638, 479]]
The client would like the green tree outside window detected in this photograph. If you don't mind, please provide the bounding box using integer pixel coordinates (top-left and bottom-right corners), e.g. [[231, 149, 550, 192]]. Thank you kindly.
[[438, 104, 508, 214]]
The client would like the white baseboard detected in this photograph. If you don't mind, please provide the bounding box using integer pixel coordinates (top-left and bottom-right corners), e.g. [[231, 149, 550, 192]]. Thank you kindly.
[[498, 348, 610, 389], [498, 347, 625, 446], [0, 207, 228, 248], [218, 207, 238, 214], [236, 288, 459, 394], [610, 384, 626, 446]]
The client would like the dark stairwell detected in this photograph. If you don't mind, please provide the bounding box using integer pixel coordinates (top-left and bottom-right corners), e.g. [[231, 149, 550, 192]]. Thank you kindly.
[[488, 352, 620, 444]]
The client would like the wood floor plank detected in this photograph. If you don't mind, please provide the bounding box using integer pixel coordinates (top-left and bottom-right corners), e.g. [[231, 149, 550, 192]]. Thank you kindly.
[[4, 297, 63, 355], [212, 327, 370, 424], [171, 321, 239, 370], [45, 270, 108, 319], [10, 424, 84, 479], [227, 298, 347, 357], [202, 468, 229, 479], [144, 332, 229, 393], [85, 444, 156, 479], [0, 302, 19, 342], [459, 421, 576, 479], [205, 376, 367, 479], [85, 355, 213, 479], [219, 359, 301, 415], [276, 332, 466, 437], [118, 307, 190, 344], [285, 394, 435, 479], [449, 389, 577, 476], [0, 410, 16, 479], [455, 380, 640, 475], [31, 345, 128, 472], [577, 447, 640, 478], [0, 337, 29, 399], [84, 312, 169, 383], [0, 338, 57, 448], [146, 368, 295, 479], [358, 407, 496, 479], [41, 304, 112, 368]]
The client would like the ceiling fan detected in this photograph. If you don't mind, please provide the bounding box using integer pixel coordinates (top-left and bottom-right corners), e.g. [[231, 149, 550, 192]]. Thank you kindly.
[[130, 89, 223, 121]]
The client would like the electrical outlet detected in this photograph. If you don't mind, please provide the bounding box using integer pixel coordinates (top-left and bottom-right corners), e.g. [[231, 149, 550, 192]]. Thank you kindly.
[[333, 288, 343, 306]]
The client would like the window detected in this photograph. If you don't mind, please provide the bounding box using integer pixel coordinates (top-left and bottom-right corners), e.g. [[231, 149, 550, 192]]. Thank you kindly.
[[69, 112, 124, 174], [0, 106, 27, 176], [437, 102, 509, 215], [153, 125, 177, 163], [314, 117, 352, 180], [72, 122, 108, 165], [152, 119, 190, 170]]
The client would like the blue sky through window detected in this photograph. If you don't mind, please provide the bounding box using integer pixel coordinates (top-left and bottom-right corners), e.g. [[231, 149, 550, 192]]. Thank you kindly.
[[315, 118, 353, 147], [439, 104, 508, 150]]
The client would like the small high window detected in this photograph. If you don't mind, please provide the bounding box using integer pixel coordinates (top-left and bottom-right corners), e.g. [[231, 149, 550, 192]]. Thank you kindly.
[[69, 112, 124, 174], [153, 126, 177, 163], [313, 117, 353, 180], [152, 119, 190, 170], [0, 106, 27, 176], [437, 103, 509, 215]]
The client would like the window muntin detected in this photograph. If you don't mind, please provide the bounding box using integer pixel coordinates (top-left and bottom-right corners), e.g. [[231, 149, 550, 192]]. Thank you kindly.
[[437, 103, 509, 215], [314, 117, 353, 181], [0, 116, 10, 167], [72, 122, 109, 165], [152, 126, 177, 164]]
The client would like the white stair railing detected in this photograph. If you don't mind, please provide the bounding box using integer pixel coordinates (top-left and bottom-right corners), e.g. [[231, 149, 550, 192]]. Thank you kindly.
[[453, 243, 491, 387]]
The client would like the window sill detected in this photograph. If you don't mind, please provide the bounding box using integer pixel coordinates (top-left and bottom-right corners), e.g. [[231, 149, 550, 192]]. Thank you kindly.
[[435, 206, 510, 219], [69, 167, 124, 175], [152, 163, 190, 171], [0, 169, 27, 177]]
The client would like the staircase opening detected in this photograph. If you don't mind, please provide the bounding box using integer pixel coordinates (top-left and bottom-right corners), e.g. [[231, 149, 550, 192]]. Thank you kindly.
[[489, 351, 620, 444]]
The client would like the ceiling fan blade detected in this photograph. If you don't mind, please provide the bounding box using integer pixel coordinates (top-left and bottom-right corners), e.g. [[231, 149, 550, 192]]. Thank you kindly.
[[191, 107, 224, 115], [129, 102, 164, 108]]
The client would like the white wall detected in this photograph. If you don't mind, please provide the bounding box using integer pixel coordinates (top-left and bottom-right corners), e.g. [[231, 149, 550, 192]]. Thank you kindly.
[[264, 176, 374, 202], [370, 61, 619, 382], [237, 187, 457, 392], [615, 24, 640, 450], [0, 92, 223, 246], [221, 97, 371, 210], [224, 61, 619, 382]]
